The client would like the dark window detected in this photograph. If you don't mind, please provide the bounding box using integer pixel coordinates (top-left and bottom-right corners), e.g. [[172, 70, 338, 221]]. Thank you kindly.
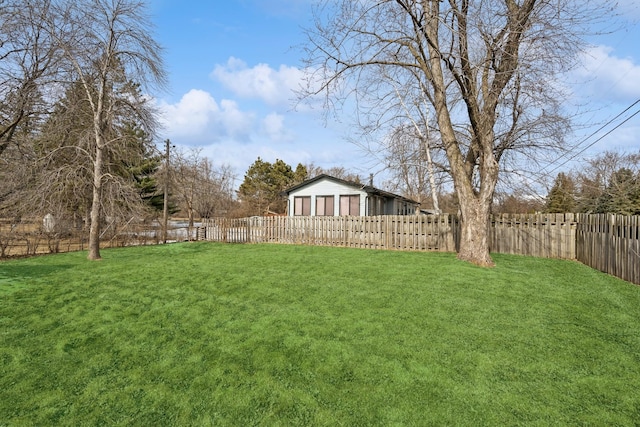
[[316, 195, 335, 216], [340, 195, 360, 215], [294, 196, 311, 216], [369, 196, 383, 215]]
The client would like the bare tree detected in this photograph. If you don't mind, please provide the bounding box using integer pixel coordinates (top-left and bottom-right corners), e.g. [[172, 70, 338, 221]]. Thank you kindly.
[[382, 123, 447, 211], [194, 163, 235, 218], [302, 0, 612, 266], [50, 0, 166, 260], [574, 151, 640, 214], [172, 147, 236, 231], [361, 66, 446, 211], [0, 0, 60, 160], [305, 163, 363, 183], [171, 148, 199, 231], [493, 191, 544, 214], [0, 0, 62, 213]]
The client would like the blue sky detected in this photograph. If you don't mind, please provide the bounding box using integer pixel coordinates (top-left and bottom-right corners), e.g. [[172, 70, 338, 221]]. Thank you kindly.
[[148, 0, 640, 187], [149, 0, 359, 183]]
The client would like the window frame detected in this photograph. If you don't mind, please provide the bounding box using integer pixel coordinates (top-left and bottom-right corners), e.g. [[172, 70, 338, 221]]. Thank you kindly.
[[315, 195, 335, 216], [339, 194, 360, 216], [293, 196, 311, 216]]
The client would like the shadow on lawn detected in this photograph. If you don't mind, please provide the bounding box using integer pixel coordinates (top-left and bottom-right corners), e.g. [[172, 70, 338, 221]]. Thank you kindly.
[[0, 264, 74, 293]]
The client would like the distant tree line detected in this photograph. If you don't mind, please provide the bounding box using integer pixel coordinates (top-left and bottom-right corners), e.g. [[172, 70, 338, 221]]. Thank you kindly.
[[544, 151, 640, 215], [169, 147, 235, 224], [235, 151, 640, 218]]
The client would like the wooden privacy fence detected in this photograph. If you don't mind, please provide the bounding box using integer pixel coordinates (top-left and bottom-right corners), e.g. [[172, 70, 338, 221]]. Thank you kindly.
[[201, 213, 578, 257], [490, 213, 577, 259], [201, 213, 639, 285], [200, 215, 459, 251], [4, 214, 635, 285], [576, 214, 640, 286]]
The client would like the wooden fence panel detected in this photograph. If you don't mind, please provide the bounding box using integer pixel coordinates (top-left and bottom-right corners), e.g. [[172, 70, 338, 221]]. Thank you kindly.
[[207, 214, 579, 258], [577, 214, 640, 285], [204, 213, 579, 258], [202, 214, 459, 252], [490, 213, 577, 259]]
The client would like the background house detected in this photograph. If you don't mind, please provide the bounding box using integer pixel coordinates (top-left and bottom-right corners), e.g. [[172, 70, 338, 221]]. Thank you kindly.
[[283, 174, 419, 216]]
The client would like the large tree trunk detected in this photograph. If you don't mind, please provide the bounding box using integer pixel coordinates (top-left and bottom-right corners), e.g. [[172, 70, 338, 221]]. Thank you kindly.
[[88, 144, 103, 260], [457, 196, 493, 266], [450, 140, 499, 266]]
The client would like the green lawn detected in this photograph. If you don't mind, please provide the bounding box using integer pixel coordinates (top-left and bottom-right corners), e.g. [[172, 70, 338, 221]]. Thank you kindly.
[[1, 242, 639, 425]]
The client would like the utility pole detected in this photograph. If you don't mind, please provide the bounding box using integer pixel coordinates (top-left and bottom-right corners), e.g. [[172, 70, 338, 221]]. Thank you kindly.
[[163, 139, 171, 243]]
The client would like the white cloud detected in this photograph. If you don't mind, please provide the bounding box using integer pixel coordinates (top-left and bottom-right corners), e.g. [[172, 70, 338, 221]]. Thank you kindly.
[[211, 57, 305, 106], [153, 80, 364, 181], [576, 45, 640, 102], [157, 89, 255, 143], [218, 99, 255, 138], [159, 89, 219, 136], [598, 123, 640, 151], [261, 112, 294, 141]]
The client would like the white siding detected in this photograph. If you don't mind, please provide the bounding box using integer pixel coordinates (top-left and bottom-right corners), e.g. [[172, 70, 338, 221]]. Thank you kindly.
[[288, 177, 366, 216]]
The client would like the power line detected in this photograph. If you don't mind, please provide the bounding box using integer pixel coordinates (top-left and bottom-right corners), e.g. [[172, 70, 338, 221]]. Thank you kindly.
[[503, 99, 640, 199], [538, 98, 640, 179]]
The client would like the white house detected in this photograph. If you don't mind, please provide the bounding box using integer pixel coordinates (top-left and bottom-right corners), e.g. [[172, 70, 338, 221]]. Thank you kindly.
[[283, 174, 420, 216]]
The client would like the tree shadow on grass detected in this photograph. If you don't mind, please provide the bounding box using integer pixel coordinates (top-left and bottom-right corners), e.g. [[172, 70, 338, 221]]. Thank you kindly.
[[0, 264, 74, 294]]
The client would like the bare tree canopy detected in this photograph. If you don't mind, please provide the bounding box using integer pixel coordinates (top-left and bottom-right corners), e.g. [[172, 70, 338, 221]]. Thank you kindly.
[[302, 0, 615, 266], [0, 0, 61, 159], [171, 147, 236, 229]]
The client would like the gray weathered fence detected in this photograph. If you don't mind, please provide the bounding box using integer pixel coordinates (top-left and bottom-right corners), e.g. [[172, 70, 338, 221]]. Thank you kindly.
[[490, 213, 577, 259], [201, 214, 579, 257], [201, 215, 459, 252], [576, 214, 640, 285], [3, 213, 637, 285]]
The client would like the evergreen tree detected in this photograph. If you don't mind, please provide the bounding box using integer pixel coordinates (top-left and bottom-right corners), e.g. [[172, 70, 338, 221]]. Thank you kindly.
[[575, 173, 605, 214], [31, 80, 95, 221], [545, 173, 576, 213], [294, 163, 308, 184], [30, 77, 162, 224], [238, 158, 307, 215], [596, 168, 640, 215], [119, 123, 171, 215]]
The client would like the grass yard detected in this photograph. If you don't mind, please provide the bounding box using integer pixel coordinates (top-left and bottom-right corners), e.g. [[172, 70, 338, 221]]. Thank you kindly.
[[1, 242, 639, 425]]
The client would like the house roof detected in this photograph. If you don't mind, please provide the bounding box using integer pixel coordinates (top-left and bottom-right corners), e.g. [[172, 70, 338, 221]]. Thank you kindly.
[[283, 174, 420, 205]]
